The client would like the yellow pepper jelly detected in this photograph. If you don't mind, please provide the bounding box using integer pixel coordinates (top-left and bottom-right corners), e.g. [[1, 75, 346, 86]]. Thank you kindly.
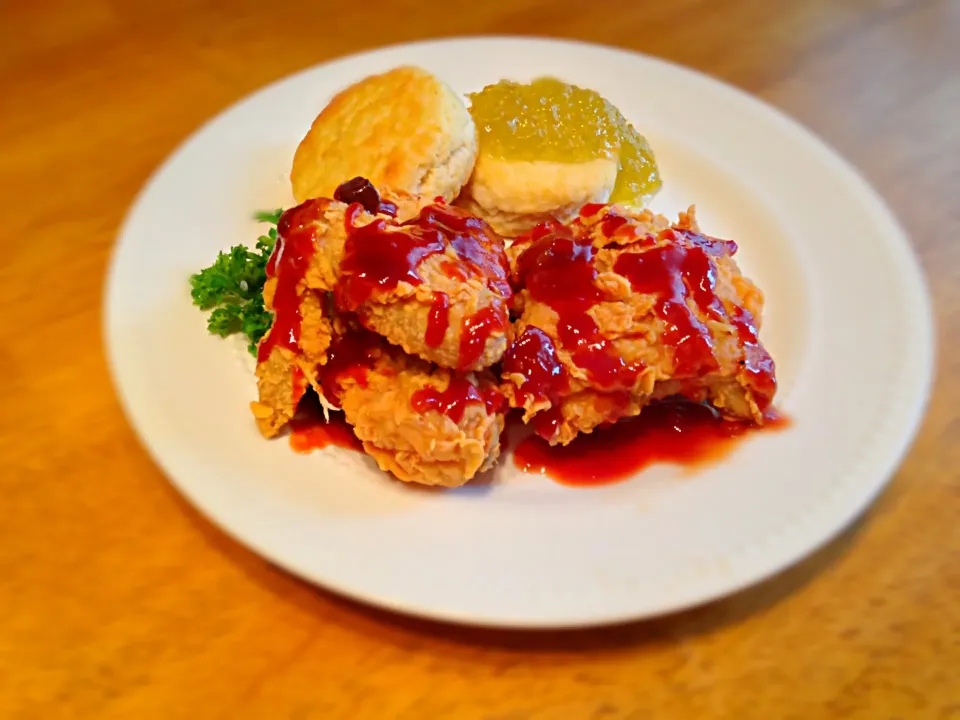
[[467, 77, 661, 204]]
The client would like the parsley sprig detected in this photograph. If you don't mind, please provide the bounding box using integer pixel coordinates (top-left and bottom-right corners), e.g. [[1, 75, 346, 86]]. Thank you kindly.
[[190, 209, 283, 355]]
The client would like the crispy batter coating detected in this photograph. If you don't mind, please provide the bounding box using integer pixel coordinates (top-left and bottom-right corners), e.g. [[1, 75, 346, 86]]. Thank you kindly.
[[251, 346, 301, 439], [502, 204, 777, 445]]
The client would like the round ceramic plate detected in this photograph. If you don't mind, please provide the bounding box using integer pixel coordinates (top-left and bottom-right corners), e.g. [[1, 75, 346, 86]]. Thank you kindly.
[[104, 37, 934, 628]]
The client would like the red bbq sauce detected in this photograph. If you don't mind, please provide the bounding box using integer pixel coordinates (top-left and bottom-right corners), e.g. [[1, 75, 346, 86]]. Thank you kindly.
[[613, 227, 776, 405], [740, 342, 777, 410], [512, 223, 641, 391], [579, 203, 606, 218], [513, 399, 789, 486], [410, 376, 505, 424], [335, 197, 512, 369], [501, 326, 569, 408], [728, 304, 777, 412], [612, 241, 721, 377], [425, 292, 450, 347], [288, 391, 363, 454], [530, 405, 565, 442], [335, 204, 445, 310], [291, 364, 307, 407], [314, 328, 383, 407], [257, 200, 324, 363], [458, 305, 504, 370], [601, 212, 629, 237]]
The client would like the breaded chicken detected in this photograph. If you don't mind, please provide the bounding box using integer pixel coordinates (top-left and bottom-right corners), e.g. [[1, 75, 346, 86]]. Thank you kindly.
[[502, 203, 777, 445], [267, 179, 513, 372], [318, 325, 505, 487], [251, 286, 333, 438], [250, 185, 507, 485]]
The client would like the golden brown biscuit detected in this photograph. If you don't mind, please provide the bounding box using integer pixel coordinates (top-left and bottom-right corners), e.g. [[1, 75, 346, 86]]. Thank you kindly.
[[291, 66, 477, 204]]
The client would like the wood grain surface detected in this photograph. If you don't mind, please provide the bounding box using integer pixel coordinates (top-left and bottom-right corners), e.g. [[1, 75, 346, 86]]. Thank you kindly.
[[2, 0, 958, 717]]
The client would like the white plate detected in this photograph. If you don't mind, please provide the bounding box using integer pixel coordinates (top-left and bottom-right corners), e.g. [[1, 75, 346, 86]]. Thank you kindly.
[[104, 37, 934, 628]]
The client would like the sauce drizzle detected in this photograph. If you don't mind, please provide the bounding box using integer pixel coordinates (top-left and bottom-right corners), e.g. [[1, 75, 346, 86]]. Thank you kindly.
[[336, 205, 445, 312], [501, 326, 569, 406], [335, 196, 513, 368], [458, 305, 506, 370], [613, 242, 720, 377], [513, 399, 789, 485], [425, 292, 450, 347], [258, 200, 323, 363], [410, 376, 504, 424], [288, 392, 364, 454], [512, 223, 640, 389], [315, 329, 382, 407], [613, 228, 776, 401]]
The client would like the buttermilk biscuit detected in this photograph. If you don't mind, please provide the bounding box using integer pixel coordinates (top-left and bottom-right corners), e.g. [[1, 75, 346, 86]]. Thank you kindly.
[[291, 66, 477, 204], [457, 154, 618, 237]]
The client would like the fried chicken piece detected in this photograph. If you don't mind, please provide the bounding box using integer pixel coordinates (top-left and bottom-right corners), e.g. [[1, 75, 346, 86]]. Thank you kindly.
[[502, 203, 777, 445], [269, 178, 513, 373], [318, 325, 505, 487], [250, 180, 509, 486], [251, 288, 332, 438], [251, 179, 509, 436]]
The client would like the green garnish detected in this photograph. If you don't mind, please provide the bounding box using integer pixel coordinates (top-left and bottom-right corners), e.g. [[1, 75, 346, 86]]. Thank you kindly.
[[190, 209, 283, 355], [253, 208, 284, 225]]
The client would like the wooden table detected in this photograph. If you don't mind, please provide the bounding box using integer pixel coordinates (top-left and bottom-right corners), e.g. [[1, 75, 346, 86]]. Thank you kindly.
[[3, 1, 958, 717]]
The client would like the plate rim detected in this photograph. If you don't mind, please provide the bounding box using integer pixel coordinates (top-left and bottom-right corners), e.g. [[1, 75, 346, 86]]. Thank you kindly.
[[103, 35, 936, 628]]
